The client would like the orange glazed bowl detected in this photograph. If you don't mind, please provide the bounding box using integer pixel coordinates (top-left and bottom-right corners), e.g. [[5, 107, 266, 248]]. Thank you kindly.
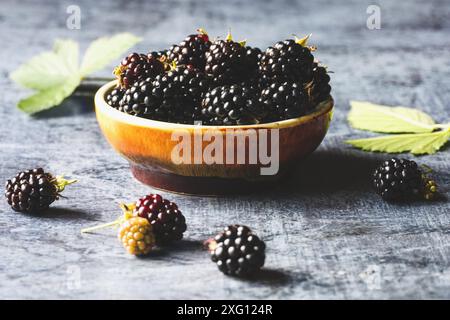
[[95, 81, 333, 195]]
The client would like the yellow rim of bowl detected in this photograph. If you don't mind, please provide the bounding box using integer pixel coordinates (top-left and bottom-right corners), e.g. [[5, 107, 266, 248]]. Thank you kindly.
[[95, 80, 334, 130]]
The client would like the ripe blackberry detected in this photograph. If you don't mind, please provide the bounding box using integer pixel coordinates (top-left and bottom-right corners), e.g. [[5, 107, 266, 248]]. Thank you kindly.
[[259, 38, 314, 84], [260, 81, 309, 122], [133, 194, 187, 245], [243, 46, 262, 79], [373, 158, 438, 201], [201, 84, 265, 125], [205, 33, 248, 86], [114, 52, 164, 89], [151, 65, 209, 123], [106, 87, 125, 109], [5, 168, 76, 213], [118, 77, 159, 118], [168, 29, 211, 70], [207, 225, 266, 276], [305, 63, 331, 107], [118, 217, 156, 256]]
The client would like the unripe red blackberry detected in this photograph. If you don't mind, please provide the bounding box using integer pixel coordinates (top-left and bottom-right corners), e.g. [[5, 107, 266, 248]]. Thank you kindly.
[[168, 29, 211, 70], [373, 158, 438, 201], [134, 194, 187, 245], [207, 225, 266, 276], [114, 52, 165, 89], [5, 168, 76, 213]]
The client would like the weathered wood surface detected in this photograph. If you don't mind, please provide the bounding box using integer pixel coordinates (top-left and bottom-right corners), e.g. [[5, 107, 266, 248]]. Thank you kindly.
[[0, 0, 449, 299]]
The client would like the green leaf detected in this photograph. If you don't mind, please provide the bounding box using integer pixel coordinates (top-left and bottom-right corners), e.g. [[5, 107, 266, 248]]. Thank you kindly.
[[53, 39, 79, 73], [346, 129, 450, 155], [348, 101, 438, 133], [17, 75, 81, 114], [10, 52, 74, 91], [80, 33, 141, 76]]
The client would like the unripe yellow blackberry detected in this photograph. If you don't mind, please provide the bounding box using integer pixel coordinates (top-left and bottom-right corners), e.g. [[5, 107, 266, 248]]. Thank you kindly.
[[118, 217, 155, 256]]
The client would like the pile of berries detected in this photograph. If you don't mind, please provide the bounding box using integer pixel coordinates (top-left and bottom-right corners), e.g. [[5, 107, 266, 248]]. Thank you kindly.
[[107, 30, 331, 125]]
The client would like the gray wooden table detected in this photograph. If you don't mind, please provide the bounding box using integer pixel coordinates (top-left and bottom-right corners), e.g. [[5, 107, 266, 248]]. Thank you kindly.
[[0, 0, 449, 299]]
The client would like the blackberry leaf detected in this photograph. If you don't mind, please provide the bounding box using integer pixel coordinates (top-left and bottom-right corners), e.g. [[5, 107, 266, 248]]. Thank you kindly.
[[11, 33, 141, 114], [53, 39, 79, 73], [80, 33, 141, 76], [346, 128, 450, 155], [348, 101, 439, 133], [10, 52, 72, 90], [17, 76, 81, 114]]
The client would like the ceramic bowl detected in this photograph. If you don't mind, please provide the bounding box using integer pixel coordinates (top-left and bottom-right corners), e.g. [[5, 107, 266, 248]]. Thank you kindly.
[[95, 81, 333, 195]]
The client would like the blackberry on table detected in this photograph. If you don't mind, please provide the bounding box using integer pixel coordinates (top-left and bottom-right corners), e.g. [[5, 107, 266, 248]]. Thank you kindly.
[[118, 217, 156, 256], [134, 194, 187, 245], [5, 168, 76, 213], [207, 225, 266, 276], [372, 158, 438, 201], [81, 194, 187, 249], [201, 84, 265, 125], [260, 81, 309, 121], [168, 29, 211, 70], [114, 52, 165, 89], [259, 37, 314, 84], [205, 33, 248, 86]]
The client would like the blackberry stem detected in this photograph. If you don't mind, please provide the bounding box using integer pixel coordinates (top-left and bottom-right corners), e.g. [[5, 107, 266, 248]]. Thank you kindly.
[[80, 203, 135, 234], [53, 175, 77, 193]]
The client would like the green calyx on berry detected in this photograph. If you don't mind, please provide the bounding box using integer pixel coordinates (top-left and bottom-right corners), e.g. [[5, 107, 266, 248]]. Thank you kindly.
[[225, 30, 246, 47]]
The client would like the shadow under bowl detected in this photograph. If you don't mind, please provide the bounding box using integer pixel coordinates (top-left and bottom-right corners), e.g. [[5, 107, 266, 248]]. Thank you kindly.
[[95, 81, 334, 195]]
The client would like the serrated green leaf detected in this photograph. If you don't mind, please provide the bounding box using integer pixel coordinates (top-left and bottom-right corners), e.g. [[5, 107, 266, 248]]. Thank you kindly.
[[17, 76, 81, 114], [10, 52, 74, 91], [348, 101, 438, 133], [80, 33, 141, 76], [346, 129, 450, 155], [53, 39, 79, 73]]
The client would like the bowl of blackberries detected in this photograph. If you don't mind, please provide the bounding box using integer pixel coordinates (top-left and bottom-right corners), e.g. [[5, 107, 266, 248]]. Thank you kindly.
[[95, 30, 333, 194]]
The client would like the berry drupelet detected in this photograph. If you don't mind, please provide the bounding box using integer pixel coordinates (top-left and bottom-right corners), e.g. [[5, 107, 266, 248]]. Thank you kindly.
[[260, 81, 309, 121], [5, 168, 76, 213], [133, 194, 187, 245], [201, 84, 265, 125], [259, 37, 314, 84], [168, 29, 211, 70], [114, 52, 165, 89], [372, 158, 438, 201], [207, 225, 266, 276]]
